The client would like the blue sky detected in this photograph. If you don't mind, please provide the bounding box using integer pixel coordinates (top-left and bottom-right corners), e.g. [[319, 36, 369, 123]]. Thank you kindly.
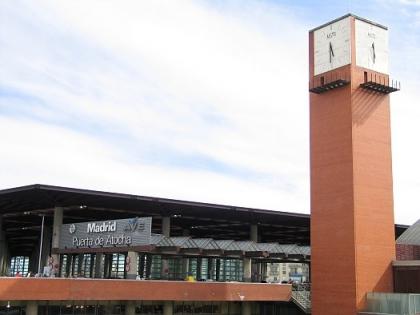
[[0, 0, 419, 224]]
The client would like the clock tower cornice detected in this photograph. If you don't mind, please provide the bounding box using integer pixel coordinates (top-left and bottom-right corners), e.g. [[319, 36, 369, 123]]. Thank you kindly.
[[309, 13, 388, 33]]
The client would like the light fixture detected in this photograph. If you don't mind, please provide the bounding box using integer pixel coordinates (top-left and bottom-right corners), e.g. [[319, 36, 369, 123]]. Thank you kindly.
[[6, 301, 10, 309]]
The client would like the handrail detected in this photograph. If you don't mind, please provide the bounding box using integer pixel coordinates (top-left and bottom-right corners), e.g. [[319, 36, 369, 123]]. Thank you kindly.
[[291, 283, 311, 314]]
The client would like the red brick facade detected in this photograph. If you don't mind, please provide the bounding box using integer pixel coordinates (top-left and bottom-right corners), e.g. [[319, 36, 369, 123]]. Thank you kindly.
[[310, 16, 395, 315], [396, 244, 420, 260], [0, 278, 292, 301]]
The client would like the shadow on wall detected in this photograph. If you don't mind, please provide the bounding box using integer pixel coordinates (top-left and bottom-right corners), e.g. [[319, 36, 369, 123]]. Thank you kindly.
[[352, 87, 387, 126], [356, 261, 394, 311]]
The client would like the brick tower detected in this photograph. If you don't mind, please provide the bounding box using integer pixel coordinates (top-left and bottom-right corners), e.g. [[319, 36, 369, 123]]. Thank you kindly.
[[309, 14, 399, 315]]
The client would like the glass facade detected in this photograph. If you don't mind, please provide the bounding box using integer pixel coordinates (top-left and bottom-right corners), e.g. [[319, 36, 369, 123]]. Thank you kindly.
[[9, 256, 29, 277], [59, 253, 245, 282], [109, 254, 126, 279], [60, 254, 97, 278]]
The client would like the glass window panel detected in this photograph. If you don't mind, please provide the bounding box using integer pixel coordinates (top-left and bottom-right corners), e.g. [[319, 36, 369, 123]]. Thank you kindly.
[[9, 256, 29, 276], [167, 257, 183, 280], [150, 255, 162, 280], [110, 254, 126, 279], [189, 258, 197, 278], [199, 258, 208, 281]]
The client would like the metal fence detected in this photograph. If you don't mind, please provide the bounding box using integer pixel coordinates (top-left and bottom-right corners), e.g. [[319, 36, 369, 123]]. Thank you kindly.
[[366, 292, 420, 315]]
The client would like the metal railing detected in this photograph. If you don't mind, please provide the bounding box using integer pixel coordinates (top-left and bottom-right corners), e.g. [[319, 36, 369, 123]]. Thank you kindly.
[[365, 292, 420, 315], [291, 283, 311, 313]]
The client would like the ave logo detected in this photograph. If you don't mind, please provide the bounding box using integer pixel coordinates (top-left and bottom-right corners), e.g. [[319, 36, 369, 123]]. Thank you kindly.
[[124, 217, 145, 233]]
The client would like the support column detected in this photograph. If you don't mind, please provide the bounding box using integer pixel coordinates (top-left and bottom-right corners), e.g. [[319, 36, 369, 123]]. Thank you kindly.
[[36, 223, 52, 276], [251, 262, 258, 282], [261, 262, 267, 282], [161, 217, 170, 279], [95, 253, 104, 278], [162, 217, 170, 237], [307, 262, 311, 283], [196, 257, 202, 281], [77, 254, 84, 276], [105, 302, 114, 315], [241, 302, 251, 315], [29, 246, 38, 275], [126, 251, 138, 279], [220, 302, 229, 315], [145, 254, 152, 279], [163, 302, 173, 315], [125, 301, 136, 315], [139, 254, 145, 278], [26, 301, 38, 315], [182, 228, 191, 279], [252, 224, 261, 282], [51, 207, 63, 276], [182, 257, 189, 280], [243, 258, 252, 282], [245, 224, 258, 283], [207, 258, 213, 280], [0, 216, 5, 276], [250, 224, 258, 243]]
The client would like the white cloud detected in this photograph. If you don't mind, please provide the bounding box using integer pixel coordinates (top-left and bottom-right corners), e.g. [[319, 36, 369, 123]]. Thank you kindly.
[[0, 0, 309, 214], [0, 117, 304, 212], [400, 0, 420, 5]]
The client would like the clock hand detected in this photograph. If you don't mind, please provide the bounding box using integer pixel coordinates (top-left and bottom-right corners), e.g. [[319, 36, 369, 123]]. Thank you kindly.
[[372, 42, 376, 64], [329, 42, 335, 63]]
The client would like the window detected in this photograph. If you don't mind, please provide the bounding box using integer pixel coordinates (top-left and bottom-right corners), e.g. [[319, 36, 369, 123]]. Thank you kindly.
[[150, 255, 162, 279], [110, 253, 126, 279], [80, 254, 95, 278], [167, 257, 183, 280], [9, 256, 29, 276]]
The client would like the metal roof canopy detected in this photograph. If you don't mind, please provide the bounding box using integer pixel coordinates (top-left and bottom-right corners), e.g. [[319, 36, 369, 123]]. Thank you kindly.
[[397, 219, 420, 246], [55, 234, 311, 262], [0, 184, 408, 256]]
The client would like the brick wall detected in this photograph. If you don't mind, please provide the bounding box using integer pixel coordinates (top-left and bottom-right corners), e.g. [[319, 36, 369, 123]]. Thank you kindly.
[[396, 244, 420, 260]]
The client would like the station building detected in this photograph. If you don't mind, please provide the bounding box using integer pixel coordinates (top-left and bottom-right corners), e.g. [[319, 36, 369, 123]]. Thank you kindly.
[[0, 184, 411, 315], [0, 184, 315, 315]]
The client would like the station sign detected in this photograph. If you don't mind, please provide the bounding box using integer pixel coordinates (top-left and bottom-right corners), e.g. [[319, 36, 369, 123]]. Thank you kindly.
[[59, 217, 152, 250]]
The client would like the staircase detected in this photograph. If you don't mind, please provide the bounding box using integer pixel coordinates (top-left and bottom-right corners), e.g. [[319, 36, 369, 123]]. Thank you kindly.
[[291, 283, 311, 314]]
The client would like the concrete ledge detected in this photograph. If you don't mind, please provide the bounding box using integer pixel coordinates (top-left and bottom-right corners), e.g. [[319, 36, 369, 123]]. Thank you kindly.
[[0, 278, 292, 302], [393, 260, 420, 267]]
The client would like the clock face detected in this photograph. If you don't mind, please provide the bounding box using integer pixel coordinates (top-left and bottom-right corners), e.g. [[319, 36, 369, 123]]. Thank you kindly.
[[355, 19, 389, 74], [314, 17, 351, 76]]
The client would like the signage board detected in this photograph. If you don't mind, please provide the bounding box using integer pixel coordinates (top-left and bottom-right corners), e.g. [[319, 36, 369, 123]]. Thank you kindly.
[[59, 217, 152, 250]]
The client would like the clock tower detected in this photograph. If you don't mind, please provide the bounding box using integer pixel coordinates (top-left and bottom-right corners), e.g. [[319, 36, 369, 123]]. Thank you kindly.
[[309, 15, 399, 315]]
